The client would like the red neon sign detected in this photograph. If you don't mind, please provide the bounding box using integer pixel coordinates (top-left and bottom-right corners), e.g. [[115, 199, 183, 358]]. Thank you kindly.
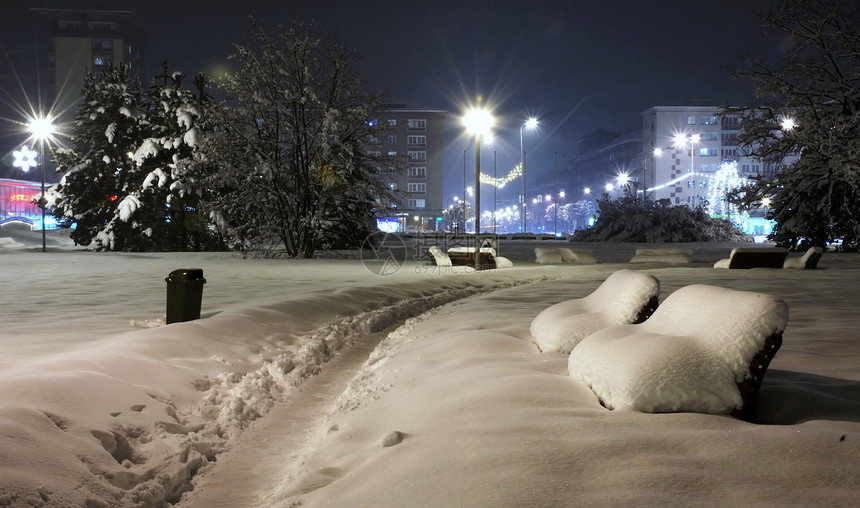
[[9, 194, 34, 202]]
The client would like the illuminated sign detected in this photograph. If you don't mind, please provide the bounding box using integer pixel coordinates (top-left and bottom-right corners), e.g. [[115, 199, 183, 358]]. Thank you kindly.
[[9, 194, 35, 202]]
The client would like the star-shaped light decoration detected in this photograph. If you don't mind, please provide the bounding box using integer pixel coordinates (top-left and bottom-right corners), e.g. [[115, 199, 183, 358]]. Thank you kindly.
[[12, 145, 38, 173]]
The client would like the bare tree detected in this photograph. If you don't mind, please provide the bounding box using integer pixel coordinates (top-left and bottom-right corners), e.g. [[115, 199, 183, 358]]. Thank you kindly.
[[186, 21, 399, 257], [726, 0, 860, 250]]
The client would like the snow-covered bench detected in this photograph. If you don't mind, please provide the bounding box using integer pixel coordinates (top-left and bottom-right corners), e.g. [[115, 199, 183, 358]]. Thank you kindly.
[[568, 284, 788, 422], [530, 270, 660, 353], [447, 246, 497, 270], [428, 246, 452, 267], [428, 246, 512, 270], [782, 247, 823, 269], [629, 247, 693, 264], [534, 247, 597, 265], [713, 247, 788, 269]]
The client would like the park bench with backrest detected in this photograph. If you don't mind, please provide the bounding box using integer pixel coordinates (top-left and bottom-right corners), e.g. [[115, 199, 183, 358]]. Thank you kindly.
[[713, 247, 789, 269]]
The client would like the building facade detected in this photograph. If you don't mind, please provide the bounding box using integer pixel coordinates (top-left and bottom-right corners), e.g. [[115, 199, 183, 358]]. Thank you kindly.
[[641, 105, 785, 205], [0, 178, 47, 228], [31, 8, 145, 127], [641, 105, 790, 236], [373, 105, 447, 232]]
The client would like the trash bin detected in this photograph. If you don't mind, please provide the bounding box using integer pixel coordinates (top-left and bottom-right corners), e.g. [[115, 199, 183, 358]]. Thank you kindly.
[[165, 268, 206, 324]]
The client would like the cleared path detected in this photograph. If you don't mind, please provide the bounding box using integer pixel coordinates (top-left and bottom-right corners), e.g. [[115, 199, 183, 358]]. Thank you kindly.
[[177, 328, 389, 507]]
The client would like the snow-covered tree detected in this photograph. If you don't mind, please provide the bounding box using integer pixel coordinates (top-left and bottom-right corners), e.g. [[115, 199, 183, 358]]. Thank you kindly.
[[49, 63, 220, 251], [442, 200, 469, 233], [126, 65, 219, 251], [185, 21, 397, 258], [726, 0, 860, 250], [50, 63, 146, 248]]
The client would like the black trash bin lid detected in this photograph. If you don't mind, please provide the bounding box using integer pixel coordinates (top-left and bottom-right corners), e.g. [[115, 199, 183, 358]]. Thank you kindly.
[[166, 268, 206, 283]]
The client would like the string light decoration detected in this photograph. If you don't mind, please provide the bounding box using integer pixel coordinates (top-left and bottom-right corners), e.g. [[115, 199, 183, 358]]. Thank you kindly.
[[480, 162, 523, 188], [707, 160, 749, 222]]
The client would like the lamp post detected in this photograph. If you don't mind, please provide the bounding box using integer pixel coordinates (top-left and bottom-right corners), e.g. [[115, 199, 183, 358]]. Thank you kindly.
[[493, 150, 497, 233], [647, 147, 663, 202], [520, 117, 538, 233], [674, 132, 700, 174], [463, 107, 493, 269], [26, 115, 55, 253], [553, 151, 558, 235]]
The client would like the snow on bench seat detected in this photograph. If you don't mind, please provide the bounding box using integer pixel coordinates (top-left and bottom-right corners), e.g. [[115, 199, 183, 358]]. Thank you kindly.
[[534, 247, 597, 265], [782, 247, 823, 269], [568, 284, 788, 422], [629, 247, 693, 264], [530, 270, 660, 353]]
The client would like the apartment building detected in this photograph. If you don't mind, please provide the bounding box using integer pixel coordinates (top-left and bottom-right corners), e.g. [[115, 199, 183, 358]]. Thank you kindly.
[[31, 8, 145, 126], [641, 105, 784, 206], [373, 105, 447, 232]]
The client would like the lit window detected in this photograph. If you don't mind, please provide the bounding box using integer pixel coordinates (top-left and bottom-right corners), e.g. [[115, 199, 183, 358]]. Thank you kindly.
[[687, 116, 696, 125]]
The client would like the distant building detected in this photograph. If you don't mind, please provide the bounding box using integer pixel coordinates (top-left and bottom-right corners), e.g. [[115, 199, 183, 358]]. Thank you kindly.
[[641, 105, 786, 205], [569, 129, 643, 201], [641, 105, 790, 236], [31, 8, 145, 126], [373, 105, 447, 232]]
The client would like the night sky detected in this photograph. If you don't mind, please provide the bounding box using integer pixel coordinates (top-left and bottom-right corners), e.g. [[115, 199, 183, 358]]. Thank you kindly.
[[1, 0, 784, 201]]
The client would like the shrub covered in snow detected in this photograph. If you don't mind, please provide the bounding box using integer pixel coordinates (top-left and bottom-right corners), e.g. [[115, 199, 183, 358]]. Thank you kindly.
[[572, 194, 752, 243]]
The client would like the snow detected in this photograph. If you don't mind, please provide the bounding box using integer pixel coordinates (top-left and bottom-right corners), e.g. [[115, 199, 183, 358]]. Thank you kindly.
[[530, 269, 660, 353], [0, 228, 858, 506], [568, 284, 789, 414]]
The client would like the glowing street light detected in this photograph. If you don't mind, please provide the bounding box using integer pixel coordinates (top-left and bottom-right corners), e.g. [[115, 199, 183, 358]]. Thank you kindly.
[[26, 114, 56, 252], [463, 106, 494, 268], [605, 182, 614, 192], [520, 117, 538, 232], [674, 132, 700, 175], [780, 117, 796, 131]]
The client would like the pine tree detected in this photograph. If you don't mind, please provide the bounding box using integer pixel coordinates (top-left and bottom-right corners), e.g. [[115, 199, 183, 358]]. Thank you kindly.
[[49, 63, 146, 249], [185, 21, 398, 258], [49, 62, 220, 251], [128, 64, 218, 251]]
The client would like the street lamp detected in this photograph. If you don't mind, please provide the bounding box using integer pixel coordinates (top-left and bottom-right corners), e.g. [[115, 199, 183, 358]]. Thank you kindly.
[[520, 117, 538, 232], [26, 114, 56, 253], [463, 107, 494, 269], [674, 132, 700, 174]]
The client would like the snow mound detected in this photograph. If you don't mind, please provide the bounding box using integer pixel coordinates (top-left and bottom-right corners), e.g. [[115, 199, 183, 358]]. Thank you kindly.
[[535, 247, 597, 264], [783, 247, 823, 269], [530, 269, 660, 353], [629, 247, 693, 264], [569, 284, 789, 415]]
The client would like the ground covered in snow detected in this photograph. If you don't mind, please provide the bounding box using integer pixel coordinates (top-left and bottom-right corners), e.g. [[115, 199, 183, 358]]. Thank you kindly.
[[1, 225, 858, 507]]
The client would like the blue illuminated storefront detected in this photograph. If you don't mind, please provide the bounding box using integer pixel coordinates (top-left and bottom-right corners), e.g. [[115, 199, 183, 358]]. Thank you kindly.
[[0, 178, 58, 229]]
